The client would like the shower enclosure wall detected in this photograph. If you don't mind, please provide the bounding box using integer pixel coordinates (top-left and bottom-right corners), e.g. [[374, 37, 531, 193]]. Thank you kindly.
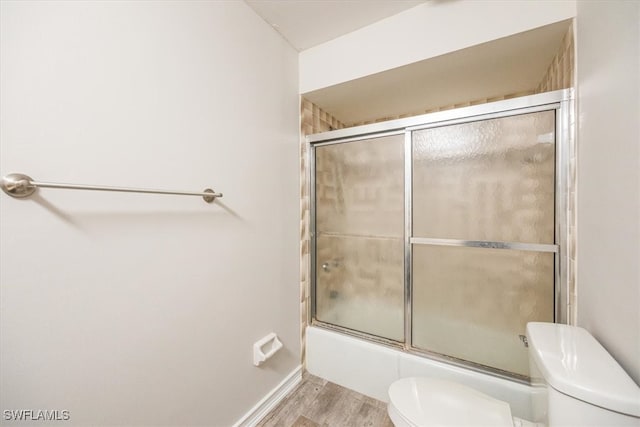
[[309, 90, 572, 381]]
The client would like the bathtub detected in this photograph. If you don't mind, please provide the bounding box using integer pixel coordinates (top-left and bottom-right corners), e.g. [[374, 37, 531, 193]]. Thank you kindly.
[[306, 326, 534, 420]]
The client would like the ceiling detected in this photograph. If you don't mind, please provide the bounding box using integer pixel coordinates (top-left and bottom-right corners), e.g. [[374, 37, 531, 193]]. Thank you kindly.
[[244, 1, 571, 125], [245, 0, 426, 51], [303, 20, 572, 124]]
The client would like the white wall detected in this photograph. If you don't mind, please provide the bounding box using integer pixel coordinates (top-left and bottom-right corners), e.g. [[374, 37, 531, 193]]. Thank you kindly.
[[299, 0, 576, 93], [576, 1, 640, 384], [0, 1, 300, 425]]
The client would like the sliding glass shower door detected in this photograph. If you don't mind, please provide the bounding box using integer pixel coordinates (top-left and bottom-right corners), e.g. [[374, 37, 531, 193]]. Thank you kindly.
[[310, 93, 568, 380], [411, 110, 556, 377], [314, 134, 405, 341]]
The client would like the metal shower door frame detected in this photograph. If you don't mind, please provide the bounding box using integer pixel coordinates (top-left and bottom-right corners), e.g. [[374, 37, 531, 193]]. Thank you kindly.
[[308, 89, 574, 383]]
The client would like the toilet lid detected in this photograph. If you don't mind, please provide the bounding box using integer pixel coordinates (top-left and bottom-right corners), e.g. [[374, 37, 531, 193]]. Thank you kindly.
[[388, 377, 514, 427]]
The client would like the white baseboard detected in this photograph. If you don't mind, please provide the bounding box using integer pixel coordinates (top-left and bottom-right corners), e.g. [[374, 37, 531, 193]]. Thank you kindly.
[[233, 365, 303, 427]]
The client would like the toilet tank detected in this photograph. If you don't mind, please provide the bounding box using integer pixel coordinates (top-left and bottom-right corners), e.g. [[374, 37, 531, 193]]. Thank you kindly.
[[526, 322, 640, 426]]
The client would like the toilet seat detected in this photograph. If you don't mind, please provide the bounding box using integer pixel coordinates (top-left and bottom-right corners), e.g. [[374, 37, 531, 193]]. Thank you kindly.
[[387, 377, 514, 427]]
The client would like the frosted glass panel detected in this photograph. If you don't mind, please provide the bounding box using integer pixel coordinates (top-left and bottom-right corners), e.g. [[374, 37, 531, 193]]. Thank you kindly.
[[316, 135, 404, 238], [412, 245, 554, 376], [316, 234, 404, 340], [314, 134, 404, 341], [413, 111, 556, 243]]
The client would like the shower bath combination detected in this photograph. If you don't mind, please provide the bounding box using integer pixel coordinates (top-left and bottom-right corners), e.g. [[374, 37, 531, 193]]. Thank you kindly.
[[308, 89, 573, 383]]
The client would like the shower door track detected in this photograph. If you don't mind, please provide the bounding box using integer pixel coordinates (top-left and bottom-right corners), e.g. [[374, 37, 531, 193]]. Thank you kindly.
[[308, 89, 574, 384]]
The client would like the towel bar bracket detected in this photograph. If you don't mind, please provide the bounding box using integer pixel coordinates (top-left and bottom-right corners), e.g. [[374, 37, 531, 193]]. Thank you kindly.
[[202, 189, 217, 203], [1, 173, 36, 198]]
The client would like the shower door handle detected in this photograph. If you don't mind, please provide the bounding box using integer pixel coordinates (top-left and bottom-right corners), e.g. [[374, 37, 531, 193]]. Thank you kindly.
[[321, 260, 341, 272]]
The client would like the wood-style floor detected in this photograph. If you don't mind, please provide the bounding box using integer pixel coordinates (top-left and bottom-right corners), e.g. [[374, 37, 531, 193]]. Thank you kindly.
[[258, 373, 394, 427]]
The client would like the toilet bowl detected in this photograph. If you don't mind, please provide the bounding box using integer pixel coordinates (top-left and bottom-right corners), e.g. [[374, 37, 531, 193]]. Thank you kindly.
[[387, 323, 640, 427], [387, 377, 535, 427]]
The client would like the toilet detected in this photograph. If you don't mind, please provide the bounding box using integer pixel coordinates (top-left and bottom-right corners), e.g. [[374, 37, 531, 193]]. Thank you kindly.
[[388, 323, 640, 426]]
